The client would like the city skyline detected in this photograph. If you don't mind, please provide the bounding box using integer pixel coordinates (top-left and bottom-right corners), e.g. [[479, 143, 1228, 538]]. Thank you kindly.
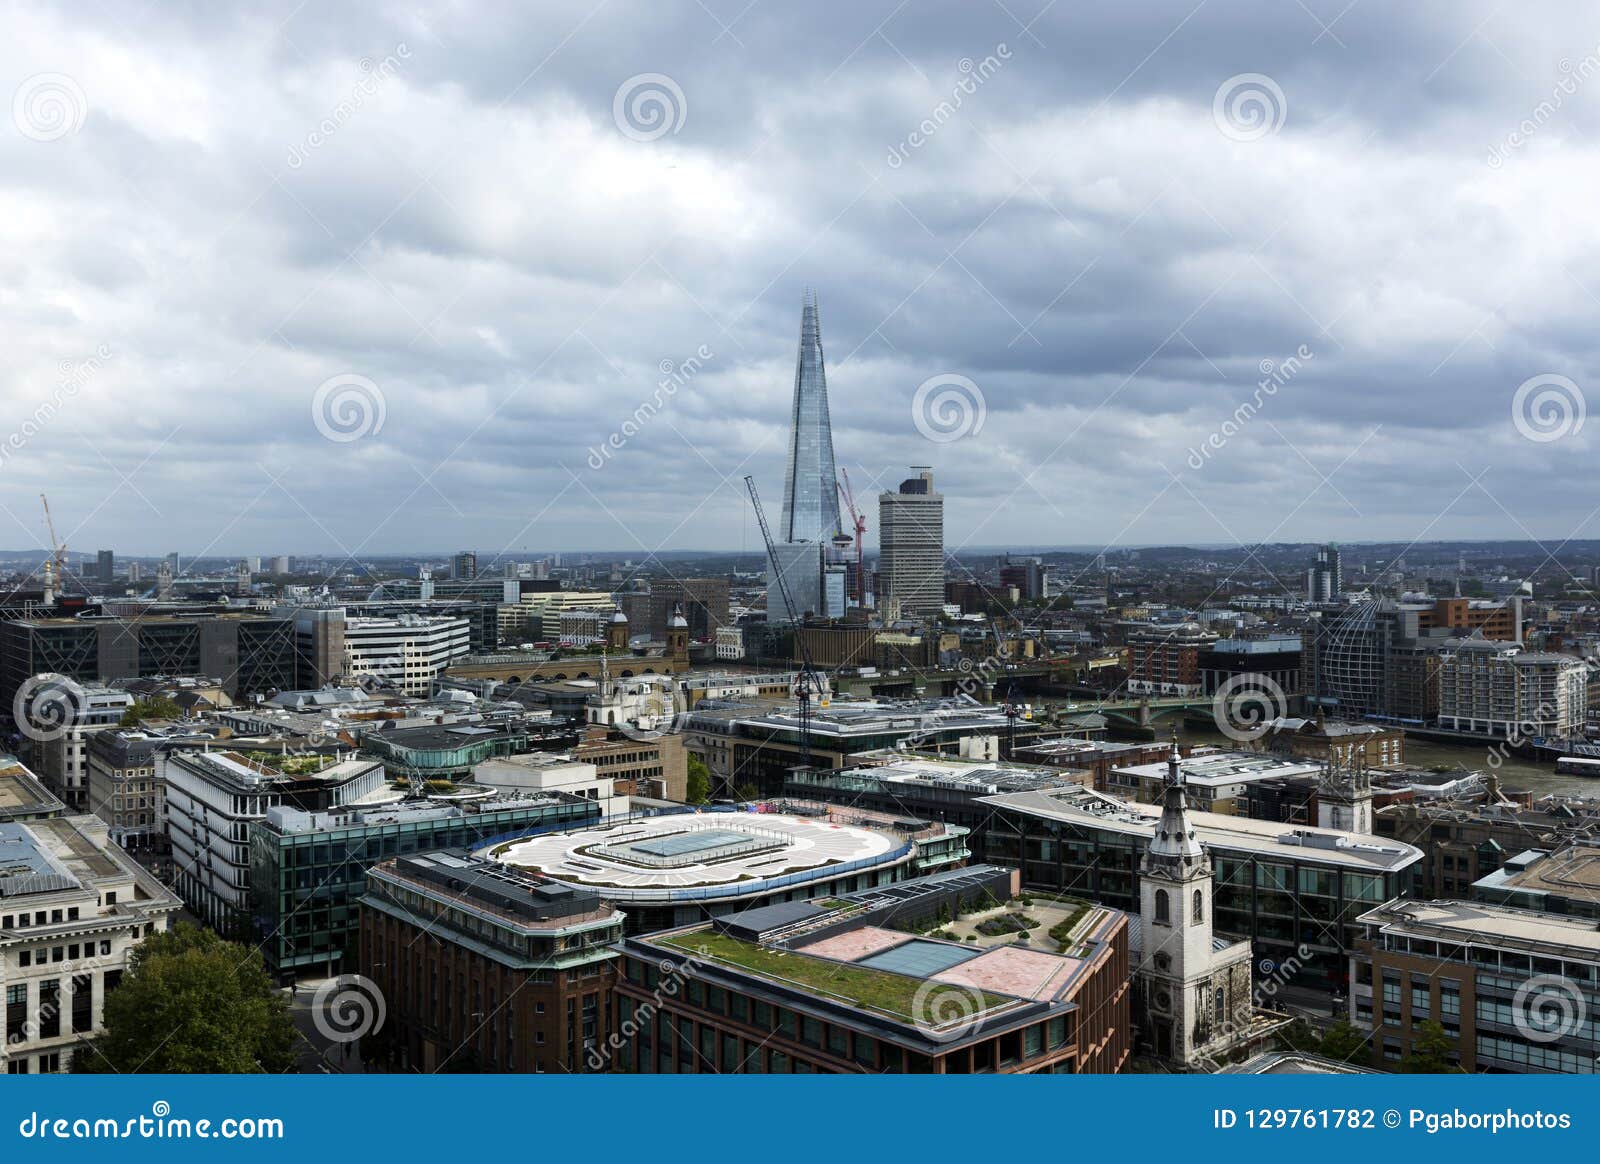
[[3, 4, 1599, 560]]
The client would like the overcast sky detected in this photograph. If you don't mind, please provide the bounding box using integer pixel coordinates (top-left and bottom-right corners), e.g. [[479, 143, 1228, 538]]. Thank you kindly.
[[4, 2, 1600, 564]]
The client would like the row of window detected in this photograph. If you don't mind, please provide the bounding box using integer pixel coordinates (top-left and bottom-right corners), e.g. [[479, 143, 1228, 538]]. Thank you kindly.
[[13, 939, 115, 969], [2, 906, 82, 929]]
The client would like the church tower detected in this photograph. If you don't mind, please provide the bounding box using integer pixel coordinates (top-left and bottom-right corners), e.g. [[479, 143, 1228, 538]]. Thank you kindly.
[[666, 605, 689, 664], [606, 608, 630, 653], [1139, 737, 1216, 994], [1316, 751, 1373, 833], [1134, 734, 1255, 1065]]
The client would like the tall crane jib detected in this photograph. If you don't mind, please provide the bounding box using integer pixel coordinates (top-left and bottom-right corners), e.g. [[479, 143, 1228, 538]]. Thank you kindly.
[[744, 475, 823, 772]]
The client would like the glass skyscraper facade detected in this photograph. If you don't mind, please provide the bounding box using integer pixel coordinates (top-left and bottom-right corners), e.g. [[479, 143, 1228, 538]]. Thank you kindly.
[[769, 292, 845, 622], [779, 292, 842, 545]]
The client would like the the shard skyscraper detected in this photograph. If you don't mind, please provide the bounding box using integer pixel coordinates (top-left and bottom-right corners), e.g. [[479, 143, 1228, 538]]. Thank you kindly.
[[768, 292, 847, 622], [780, 290, 843, 544]]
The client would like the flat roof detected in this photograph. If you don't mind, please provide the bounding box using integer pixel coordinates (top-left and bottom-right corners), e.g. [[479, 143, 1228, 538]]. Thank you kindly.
[[0, 757, 65, 818], [0, 822, 79, 896], [1114, 752, 1323, 787], [1360, 899, 1600, 957], [482, 812, 909, 899], [1474, 845, 1600, 899], [979, 786, 1422, 873]]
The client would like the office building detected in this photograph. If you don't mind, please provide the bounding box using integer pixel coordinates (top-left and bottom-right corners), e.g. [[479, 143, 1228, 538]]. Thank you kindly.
[[0, 757, 66, 822], [452, 550, 477, 580], [978, 783, 1423, 985], [1470, 844, 1600, 920], [250, 792, 600, 980], [483, 806, 970, 935], [1105, 750, 1325, 815], [999, 555, 1047, 601], [878, 468, 945, 617], [342, 614, 470, 696], [95, 551, 114, 585], [1352, 898, 1598, 1072], [1306, 544, 1342, 602], [1198, 636, 1303, 699], [679, 699, 1056, 798], [1124, 624, 1219, 695], [360, 852, 624, 1073], [24, 686, 134, 811], [165, 750, 387, 932], [1435, 640, 1587, 740], [613, 866, 1131, 1074], [0, 815, 181, 1073], [85, 729, 182, 853], [648, 578, 729, 641], [0, 614, 298, 725]]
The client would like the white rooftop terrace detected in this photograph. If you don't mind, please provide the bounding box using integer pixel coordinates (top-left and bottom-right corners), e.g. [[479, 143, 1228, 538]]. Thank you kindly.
[[481, 812, 908, 900]]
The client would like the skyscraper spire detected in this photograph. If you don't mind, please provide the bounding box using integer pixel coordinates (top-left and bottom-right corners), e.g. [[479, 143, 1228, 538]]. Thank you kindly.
[[779, 292, 842, 545]]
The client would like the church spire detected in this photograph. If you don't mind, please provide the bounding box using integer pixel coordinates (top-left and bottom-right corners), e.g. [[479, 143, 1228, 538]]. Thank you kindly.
[[1144, 728, 1209, 876]]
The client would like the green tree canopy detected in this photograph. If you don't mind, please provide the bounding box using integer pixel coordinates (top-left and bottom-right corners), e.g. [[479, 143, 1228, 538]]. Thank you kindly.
[[73, 924, 296, 1074], [685, 754, 712, 804], [1398, 1019, 1459, 1074], [1318, 1019, 1371, 1063], [119, 695, 183, 726]]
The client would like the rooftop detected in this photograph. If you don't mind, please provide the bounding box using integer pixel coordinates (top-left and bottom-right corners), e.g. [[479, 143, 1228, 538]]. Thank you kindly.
[[655, 928, 1014, 1027], [374, 851, 614, 929], [482, 811, 914, 899], [0, 821, 78, 896], [1360, 899, 1600, 957], [1471, 845, 1600, 901], [0, 757, 65, 820], [1114, 750, 1323, 788], [980, 786, 1423, 873]]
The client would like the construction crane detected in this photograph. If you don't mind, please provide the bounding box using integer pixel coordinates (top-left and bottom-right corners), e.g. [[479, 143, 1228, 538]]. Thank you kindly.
[[39, 493, 68, 599], [745, 475, 824, 770], [836, 469, 867, 605]]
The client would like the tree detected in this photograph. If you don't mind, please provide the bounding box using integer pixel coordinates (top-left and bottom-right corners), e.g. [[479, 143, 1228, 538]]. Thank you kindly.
[[685, 754, 712, 804], [1398, 1019, 1458, 1074], [73, 924, 297, 1074], [1318, 1019, 1370, 1063], [119, 695, 183, 726]]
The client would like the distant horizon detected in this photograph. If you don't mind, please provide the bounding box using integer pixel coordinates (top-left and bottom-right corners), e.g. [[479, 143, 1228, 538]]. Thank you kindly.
[[8, 536, 1600, 564]]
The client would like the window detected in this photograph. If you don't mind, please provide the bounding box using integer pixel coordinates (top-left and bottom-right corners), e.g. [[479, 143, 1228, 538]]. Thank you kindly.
[[1154, 889, 1170, 924], [1192, 889, 1204, 924]]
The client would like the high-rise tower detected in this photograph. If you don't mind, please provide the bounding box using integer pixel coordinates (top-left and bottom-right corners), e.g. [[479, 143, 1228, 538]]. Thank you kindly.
[[768, 292, 847, 622], [779, 291, 842, 545]]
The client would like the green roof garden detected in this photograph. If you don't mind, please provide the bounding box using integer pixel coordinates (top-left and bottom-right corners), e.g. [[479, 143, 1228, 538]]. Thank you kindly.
[[656, 930, 1013, 1025]]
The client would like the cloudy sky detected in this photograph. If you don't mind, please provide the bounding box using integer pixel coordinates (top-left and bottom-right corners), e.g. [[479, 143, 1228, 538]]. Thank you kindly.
[[4, 1, 1600, 564]]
